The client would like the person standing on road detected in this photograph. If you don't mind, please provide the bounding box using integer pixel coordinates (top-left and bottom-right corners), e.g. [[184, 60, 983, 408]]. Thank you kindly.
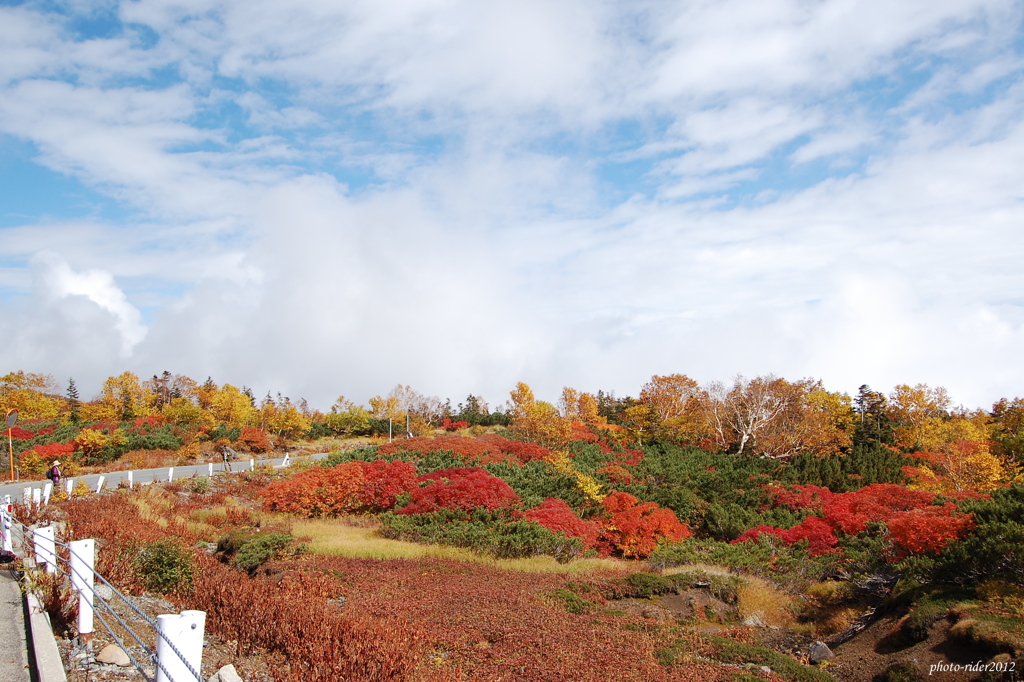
[[47, 460, 62, 486]]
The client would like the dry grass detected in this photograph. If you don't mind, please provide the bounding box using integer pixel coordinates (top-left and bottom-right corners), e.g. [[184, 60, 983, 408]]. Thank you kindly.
[[283, 515, 627, 574], [735, 576, 795, 627]]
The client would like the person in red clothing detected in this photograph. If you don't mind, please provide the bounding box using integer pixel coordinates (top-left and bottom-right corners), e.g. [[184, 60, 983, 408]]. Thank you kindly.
[[46, 460, 62, 485]]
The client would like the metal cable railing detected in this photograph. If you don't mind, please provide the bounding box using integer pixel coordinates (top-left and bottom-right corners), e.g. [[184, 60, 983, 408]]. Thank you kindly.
[[2, 510, 205, 682]]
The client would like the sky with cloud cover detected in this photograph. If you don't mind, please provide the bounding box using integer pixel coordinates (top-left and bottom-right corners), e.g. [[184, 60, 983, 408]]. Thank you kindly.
[[1, 0, 1023, 410]]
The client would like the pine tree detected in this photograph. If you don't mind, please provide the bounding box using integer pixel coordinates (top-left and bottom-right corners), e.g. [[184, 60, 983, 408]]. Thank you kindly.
[[66, 378, 81, 424]]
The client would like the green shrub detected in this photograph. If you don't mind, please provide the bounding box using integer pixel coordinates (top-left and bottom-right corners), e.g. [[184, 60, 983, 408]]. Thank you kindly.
[[379, 508, 585, 562], [547, 588, 593, 614], [624, 573, 675, 598], [668, 570, 744, 604], [231, 533, 296, 574], [701, 635, 835, 682], [877, 661, 920, 682], [134, 539, 195, 594]]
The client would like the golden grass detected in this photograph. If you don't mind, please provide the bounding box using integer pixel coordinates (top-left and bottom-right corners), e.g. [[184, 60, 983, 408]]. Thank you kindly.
[[736, 576, 795, 627], [285, 516, 628, 574]]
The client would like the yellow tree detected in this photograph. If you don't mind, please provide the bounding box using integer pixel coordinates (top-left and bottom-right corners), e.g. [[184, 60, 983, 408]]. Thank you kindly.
[[0, 371, 61, 419], [558, 387, 604, 425], [638, 374, 704, 443], [508, 382, 572, 448], [752, 383, 855, 459], [906, 413, 1006, 492], [96, 372, 151, 422], [209, 384, 257, 429], [163, 396, 210, 430], [887, 383, 952, 449]]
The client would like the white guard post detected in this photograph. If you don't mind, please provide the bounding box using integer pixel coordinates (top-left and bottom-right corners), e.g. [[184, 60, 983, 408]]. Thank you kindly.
[[208, 463, 213, 477], [1, 508, 12, 553], [95, 476, 105, 494], [155, 611, 206, 682], [34, 526, 56, 574], [69, 539, 95, 640], [281, 454, 290, 468], [32, 488, 41, 508], [22, 488, 31, 506], [42, 482, 52, 505], [65, 479, 73, 496], [249, 458, 254, 470], [168, 467, 174, 483], [127, 471, 133, 489]]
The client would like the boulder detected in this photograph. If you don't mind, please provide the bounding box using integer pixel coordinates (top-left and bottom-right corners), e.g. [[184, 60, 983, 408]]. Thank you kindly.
[[808, 641, 834, 664], [96, 644, 131, 667], [209, 664, 243, 682]]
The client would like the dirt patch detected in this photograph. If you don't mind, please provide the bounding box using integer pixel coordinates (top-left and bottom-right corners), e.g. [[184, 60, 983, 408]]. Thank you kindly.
[[830, 613, 1002, 682], [608, 588, 736, 623]]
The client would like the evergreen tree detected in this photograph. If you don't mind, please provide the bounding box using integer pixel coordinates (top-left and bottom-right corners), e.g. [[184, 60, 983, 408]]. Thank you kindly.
[[66, 378, 81, 424]]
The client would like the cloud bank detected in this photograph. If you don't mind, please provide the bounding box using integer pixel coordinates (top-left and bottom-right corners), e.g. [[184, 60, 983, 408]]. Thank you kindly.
[[0, 0, 1022, 409]]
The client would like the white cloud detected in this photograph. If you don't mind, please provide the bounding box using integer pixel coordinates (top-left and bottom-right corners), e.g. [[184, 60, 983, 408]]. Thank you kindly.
[[0, 0, 1022, 412], [30, 251, 148, 355]]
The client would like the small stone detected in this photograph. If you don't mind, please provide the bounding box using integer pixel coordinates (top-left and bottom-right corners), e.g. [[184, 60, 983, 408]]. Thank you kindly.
[[760, 666, 772, 674], [742, 614, 764, 627], [808, 641, 834, 664], [94, 584, 114, 601], [208, 664, 243, 682], [96, 644, 131, 667]]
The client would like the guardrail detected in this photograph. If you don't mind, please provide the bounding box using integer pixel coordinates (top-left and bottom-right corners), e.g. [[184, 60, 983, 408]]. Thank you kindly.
[[1, 502, 206, 682]]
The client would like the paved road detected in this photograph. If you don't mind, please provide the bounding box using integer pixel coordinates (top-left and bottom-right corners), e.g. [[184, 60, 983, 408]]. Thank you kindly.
[[0, 452, 332, 504], [0, 569, 31, 682]]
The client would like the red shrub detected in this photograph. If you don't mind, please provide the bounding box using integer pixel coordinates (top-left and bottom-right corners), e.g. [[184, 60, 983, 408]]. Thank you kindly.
[[9, 427, 36, 440], [524, 498, 601, 549], [359, 460, 418, 511], [483, 435, 552, 463], [886, 503, 975, 556], [596, 464, 633, 485], [597, 492, 691, 558], [733, 516, 838, 556], [236, 427, 271, 453], [28, 442, 75, 460], [765, 484, 834, 511], [440, 418, 470, 431], [397, 467, 520, 514], [261, 462, 367, 517], [823, 484, 937, 534]]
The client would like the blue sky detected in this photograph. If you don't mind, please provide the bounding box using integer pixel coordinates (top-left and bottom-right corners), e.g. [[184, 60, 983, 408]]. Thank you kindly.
[[1, 0, 1023, 410]]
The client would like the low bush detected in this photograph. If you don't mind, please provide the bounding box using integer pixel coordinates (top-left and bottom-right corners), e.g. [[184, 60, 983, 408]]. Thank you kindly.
[[379, 508, 585, 562], [134, 539, 195, 595], [231, 533, 299, 574]]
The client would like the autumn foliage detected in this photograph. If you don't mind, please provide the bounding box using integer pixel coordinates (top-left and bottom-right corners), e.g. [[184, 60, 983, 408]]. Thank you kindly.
[[396, 467, 521, 515], [597, 492, 691, 558], [262, 460, 418, 517], [734, 483, 976, 558], [524, 497, 601, 549]]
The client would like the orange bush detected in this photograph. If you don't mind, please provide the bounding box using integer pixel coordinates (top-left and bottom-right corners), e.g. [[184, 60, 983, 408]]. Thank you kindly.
[[261, 460, 419, 517], [597, 492, 691, 558]]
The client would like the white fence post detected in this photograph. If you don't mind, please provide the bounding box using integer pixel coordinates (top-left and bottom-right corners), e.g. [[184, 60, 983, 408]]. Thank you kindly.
[[65, 478, 73, 496], [127, 471, 133, 489], [155, 611, 206, 682], [69, 539, 95, 641], [208, 463, 213, 477], [249, 458, 254, 471], [42, 482, 52, 505], [95, 476, 105, 494], [1, 509, 12, 553], [22, 487, 31, 506], [34, 526, 56, 574], [168, 467, 174, 483], [32, 488, 41, 508]]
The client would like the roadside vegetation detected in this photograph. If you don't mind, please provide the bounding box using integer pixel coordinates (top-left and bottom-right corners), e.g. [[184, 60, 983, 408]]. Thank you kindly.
[[6, 369, 1024, 680]]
